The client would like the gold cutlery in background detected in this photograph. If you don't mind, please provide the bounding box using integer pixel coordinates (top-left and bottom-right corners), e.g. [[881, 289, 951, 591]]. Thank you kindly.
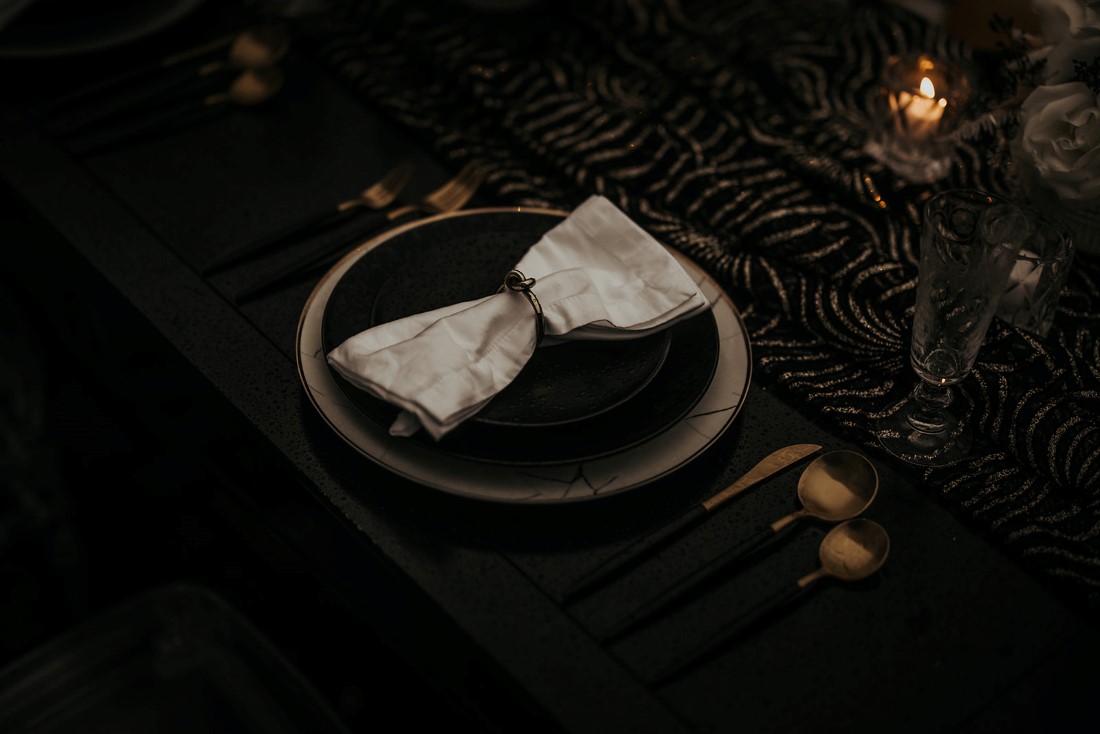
[[203, 160, 416, 276], [647, 518, 890, 687], [188, 24, 290, 78], [233, 160, 489, 305], [601, 450, 878, 642], [561, 444, 823, 604], [45, 23, 290, 121]]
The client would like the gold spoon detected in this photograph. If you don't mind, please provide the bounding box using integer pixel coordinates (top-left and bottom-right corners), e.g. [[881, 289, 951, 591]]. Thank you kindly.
[[601, 449, 878, 642], [194, 24, 291, 76], [203, 67, 285, 107], [46, 24, 289, 117], [649, 518, 890, 686]]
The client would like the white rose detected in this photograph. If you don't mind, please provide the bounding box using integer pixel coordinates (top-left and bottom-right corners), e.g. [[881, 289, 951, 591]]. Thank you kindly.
[[1040, 32, 1100, 82], [1032, 0, 1100, 41], [1017, 82, 1100, 201]]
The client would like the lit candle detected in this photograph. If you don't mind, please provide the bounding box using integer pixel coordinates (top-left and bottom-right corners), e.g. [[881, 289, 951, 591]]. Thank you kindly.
[[893, 76, 947, 141], [866, 54, 967, 183]]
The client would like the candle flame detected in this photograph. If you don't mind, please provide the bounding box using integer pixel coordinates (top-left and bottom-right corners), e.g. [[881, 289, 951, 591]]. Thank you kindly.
[[919, 76, 936, 99]]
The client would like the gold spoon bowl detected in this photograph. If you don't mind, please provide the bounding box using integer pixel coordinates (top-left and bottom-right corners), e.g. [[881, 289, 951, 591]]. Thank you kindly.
[[772, 449, 879, 532], [800, 516, 891, 587]]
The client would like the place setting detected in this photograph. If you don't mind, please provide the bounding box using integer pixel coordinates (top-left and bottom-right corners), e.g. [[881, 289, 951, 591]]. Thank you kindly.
[[290, 183, 896, 684], [296, 191, 753, 503], [287, 157, 898, 675]]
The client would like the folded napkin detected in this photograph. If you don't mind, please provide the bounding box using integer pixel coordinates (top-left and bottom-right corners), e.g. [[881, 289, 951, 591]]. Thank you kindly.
[[326, 195, 710, 440]]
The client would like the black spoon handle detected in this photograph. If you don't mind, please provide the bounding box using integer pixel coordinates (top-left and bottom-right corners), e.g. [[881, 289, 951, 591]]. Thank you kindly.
[[43, 35, 234, 116], [648, 582, 812, 686], [601, 524, 777, 643], [64, 101, 228, 158], [44, 65, 231, 137], [562, 505, 708, 604]]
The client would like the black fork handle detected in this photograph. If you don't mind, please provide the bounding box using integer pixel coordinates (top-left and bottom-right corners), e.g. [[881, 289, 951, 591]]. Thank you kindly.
[[647, 582, 810, 686], [233, 208, 410, 304], [45, 66, 231, 137], [64, 103, 229, 158], [203, 203, 371, 275], [601, 524, 777, 643], [562, 504, 708, 604]]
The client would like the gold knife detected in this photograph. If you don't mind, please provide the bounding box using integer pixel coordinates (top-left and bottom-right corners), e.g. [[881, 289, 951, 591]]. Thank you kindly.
[[561, 443, 822, 603]]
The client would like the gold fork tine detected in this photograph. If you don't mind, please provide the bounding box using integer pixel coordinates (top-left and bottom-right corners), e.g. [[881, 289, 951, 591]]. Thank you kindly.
[[385, 161, 487, 221], [355, 159, 415, 210], [427, 163, 487, 212]]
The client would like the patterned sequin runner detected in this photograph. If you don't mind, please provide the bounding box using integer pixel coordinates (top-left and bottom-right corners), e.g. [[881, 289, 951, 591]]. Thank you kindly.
[[287, 0, 1100, 613]]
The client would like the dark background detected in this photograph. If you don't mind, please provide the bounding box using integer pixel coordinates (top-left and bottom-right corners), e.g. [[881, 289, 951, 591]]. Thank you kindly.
[[0, 3, 516, 730]]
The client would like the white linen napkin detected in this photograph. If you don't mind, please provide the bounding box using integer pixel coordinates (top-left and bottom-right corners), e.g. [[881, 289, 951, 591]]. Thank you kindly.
[[326, 195, 710, 440]]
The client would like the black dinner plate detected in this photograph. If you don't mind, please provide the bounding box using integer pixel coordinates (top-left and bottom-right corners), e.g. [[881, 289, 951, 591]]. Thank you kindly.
[[320, 210, 720, 466]]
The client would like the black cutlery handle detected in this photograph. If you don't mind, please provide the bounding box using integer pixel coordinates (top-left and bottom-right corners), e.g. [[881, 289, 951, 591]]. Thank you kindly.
[[561, 504, 707, 604], [233, 208, 398, 305], [45, 63, 182, 118], [44, 66, 230, 137], [64, 103, 229, 158], [42, 34, 233, 118], [204, 204, 368, 275], [601, 524, 776, 643], [647, 582, 810, 687]]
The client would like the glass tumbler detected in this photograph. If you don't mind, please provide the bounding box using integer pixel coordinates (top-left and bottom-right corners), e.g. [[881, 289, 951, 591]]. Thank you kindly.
[[994, 207, 1074, 338], [877, 189, 1026, 465]]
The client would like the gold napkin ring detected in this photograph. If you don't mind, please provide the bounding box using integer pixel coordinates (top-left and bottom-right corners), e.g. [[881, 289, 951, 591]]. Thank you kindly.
[[499, 269, 544, 346]]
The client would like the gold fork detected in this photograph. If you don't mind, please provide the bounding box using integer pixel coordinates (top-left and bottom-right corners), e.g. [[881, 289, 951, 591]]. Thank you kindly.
[[234, 161, 489, 304], [378, 160, 487, 223], [203, 160, 415, 275]]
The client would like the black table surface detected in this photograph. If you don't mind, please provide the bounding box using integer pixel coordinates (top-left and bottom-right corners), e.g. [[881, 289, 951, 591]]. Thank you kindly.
[[1, 4, 1098, 733]]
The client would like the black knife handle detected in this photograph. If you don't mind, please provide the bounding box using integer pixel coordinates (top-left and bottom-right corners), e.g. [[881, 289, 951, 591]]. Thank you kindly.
[[233, 208, 398, 304], [64, 103, 229, 158], [203, 204, 371, 275], [647, 582, 809, 687], [561, 504, 708, 605], [601, 524, 777, 643], [45, 67, 229, 137]]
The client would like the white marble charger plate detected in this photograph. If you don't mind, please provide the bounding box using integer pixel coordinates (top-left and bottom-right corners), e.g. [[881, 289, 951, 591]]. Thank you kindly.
[[296, 207, 752, 504]]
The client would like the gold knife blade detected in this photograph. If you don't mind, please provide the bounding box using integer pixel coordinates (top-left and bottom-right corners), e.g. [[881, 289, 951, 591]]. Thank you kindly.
[[701, 443, 822, 512]]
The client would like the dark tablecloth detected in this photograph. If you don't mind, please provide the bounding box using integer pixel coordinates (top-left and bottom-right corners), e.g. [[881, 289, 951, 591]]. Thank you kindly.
[[277, 0, 1100, 614]]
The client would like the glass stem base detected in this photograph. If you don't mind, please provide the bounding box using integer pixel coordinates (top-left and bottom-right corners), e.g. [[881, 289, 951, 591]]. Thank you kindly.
[[875, 381, 971, 466]]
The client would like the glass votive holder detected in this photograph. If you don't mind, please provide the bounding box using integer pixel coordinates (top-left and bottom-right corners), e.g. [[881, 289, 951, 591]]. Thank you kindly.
[[864, 53, 971, 184], [995, 208, 1075, 338]]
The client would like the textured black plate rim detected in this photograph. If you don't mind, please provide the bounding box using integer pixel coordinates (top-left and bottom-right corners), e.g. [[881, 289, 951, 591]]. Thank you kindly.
[[296, 206, 753, 504]]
